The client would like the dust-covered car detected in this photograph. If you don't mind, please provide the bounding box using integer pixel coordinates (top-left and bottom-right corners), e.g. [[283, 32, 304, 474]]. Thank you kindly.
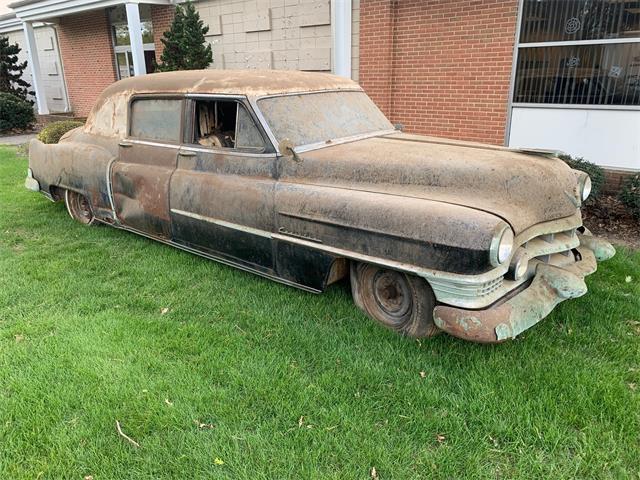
[[25, 70, 615, 343]]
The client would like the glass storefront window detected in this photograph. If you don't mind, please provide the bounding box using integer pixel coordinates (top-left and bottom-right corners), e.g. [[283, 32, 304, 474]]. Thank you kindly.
[[520, 0, 640, 43], [514, 0, 640, 106], [112, 20, 154, 46], [109, 4, 156, 79], [515, 43, 640, 105]]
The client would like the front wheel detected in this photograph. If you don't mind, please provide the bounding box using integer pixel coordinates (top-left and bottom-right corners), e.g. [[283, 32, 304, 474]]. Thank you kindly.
[[350, 262, 439, 338], [65, 189, 95, 225]]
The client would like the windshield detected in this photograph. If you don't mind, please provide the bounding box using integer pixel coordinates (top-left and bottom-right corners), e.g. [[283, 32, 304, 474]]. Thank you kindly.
[[257, 91, 393, 147]]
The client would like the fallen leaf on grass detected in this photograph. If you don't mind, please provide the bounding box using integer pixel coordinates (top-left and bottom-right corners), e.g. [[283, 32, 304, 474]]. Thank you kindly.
[[160, 307, 170, 315], [370, 466, 379, 479], [14, 334, 24, 342], [419, 371, 426, 378], [194, 420, 215, 429], [165, 399, 173, 406], [84, 476, 93, 480], [436, 434, 446, 444], [214, 458, 224, 466], [628, 383, 637, 391], [625, 276, 632, 283]]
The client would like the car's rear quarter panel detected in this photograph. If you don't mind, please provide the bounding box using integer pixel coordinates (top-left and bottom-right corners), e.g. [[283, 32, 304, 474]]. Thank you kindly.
[[29, 131, 116, 217]]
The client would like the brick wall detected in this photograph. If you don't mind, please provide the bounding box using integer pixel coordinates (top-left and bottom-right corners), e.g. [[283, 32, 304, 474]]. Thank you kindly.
[[360, 0, 519, 145], [151, 5, 175, 61], [57, 9, 117, 117]]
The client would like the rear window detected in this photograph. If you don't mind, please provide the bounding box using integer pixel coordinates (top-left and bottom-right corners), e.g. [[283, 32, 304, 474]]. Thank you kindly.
[[130, 98, 182, 142]]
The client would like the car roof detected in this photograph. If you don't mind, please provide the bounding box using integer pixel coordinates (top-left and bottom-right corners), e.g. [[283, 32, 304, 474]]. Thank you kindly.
[[100, 69, 362, 98]]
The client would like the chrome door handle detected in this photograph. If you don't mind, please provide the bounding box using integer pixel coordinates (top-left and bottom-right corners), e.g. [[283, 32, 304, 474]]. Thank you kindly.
[[178, 150, 197, 157], [119, 141, 132, 148]]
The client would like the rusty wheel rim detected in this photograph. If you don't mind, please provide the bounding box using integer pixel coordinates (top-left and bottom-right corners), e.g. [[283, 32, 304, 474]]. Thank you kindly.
[[372, 270, 412, 323], [66, 190, 94, 225]]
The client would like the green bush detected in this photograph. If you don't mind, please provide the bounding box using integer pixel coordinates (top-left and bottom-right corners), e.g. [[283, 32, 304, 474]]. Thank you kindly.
[[0, 92, 35, 132], [620, 174, 640, 220], [559, 154, 605, 203], [37, 120, 83, 144]]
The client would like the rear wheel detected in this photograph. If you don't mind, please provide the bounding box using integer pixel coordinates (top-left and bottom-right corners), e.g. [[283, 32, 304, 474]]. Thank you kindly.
[[350, 262, 439, 338], [65, 189, 95, 226]]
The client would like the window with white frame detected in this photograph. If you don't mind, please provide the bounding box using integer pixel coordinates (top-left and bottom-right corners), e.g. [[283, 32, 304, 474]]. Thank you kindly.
[[108, 4, 156, 79], [513, 0, 640, 105]]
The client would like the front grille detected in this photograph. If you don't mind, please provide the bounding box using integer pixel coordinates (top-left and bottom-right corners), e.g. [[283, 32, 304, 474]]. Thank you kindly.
[[430, 276, 503, 299], [522, 228, 579, 264]]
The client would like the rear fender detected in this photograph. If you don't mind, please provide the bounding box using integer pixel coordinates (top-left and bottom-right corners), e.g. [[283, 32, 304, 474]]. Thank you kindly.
[[28, 137, 116, 217]]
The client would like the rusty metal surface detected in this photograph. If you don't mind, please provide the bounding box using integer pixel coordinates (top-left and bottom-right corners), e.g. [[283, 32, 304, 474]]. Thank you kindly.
[[433, 245, 602, 343], [291, 134, 580, 235]]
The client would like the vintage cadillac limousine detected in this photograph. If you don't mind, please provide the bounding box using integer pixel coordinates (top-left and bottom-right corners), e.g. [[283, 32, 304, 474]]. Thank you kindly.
[[25, 70, 615, 343]]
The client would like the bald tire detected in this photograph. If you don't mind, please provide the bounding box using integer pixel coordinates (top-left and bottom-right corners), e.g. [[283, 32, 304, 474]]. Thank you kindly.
[[350, 262, 439, 338]]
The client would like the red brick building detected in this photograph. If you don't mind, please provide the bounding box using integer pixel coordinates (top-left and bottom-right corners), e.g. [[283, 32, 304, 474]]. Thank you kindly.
[[359, 0, 519, 145]]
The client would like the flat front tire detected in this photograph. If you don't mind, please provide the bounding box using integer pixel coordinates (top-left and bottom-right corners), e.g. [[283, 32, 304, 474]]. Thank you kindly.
[[65, 189, 95, 225], [351, 262, 439, 338]]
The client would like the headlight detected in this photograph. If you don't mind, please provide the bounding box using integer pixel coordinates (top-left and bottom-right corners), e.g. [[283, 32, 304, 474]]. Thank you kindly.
[[508, 249, 529, 281], [489, 225, 515, 267], [580, 175, 592, 201]]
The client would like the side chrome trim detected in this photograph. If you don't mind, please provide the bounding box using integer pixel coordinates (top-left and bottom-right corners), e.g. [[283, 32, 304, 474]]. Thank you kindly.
[[127, 138, 181, 150], [171, 208, 272, 238], [272, 232, 509, 284], [179, 145, 277, 159], [106, 157, 117, 220], [97, 220, 322, 294]]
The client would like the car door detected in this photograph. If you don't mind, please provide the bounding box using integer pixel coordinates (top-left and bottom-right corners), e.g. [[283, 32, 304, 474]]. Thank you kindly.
[[169, 95, 277, 274], [111, 96, 183, 239]]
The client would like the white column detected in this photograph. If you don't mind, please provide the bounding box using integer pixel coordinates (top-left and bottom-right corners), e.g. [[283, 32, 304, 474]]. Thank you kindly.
[[22, 21, 49, 114], [125, 2, 146, 76], [331, 0, 352, 78]]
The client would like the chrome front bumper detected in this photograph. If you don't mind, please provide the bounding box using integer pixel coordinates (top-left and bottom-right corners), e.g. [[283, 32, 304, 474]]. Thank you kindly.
[[433, 235, 615, 343]]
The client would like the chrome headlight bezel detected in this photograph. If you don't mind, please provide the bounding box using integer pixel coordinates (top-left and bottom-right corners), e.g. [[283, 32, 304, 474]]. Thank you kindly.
[[508, 249, 530, 281], [489, 225, 515, 267], [580, 175, 592, 201]]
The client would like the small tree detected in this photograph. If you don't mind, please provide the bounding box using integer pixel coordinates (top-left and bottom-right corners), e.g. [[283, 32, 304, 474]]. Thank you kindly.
[[0, 35, 33, 101], [156, 2, 213, 71]]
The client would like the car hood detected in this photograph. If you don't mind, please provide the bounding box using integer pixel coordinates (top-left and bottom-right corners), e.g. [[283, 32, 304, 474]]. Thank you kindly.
[[281, 133, 582, 234]]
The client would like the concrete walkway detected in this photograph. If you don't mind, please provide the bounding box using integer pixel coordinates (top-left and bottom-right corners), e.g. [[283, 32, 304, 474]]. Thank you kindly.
[[0, 133, 37, 145]]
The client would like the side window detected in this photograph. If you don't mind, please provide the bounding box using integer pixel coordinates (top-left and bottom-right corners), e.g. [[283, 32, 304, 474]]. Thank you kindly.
[[192, 99, 265, 152], [130, 98, 182, 143]]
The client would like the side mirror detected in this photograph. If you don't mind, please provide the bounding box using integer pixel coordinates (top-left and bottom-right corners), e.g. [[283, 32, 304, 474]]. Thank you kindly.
[[278, 138, 302, 163]]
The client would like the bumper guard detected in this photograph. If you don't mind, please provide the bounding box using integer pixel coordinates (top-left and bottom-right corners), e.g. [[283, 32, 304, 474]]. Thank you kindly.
[[433, 235, 615, 343]]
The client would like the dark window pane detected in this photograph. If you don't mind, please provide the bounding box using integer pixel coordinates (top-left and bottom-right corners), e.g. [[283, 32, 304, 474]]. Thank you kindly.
[[520, 0, 640, 42], [514, 43, 640, 105], [130, 99, 182, 142]]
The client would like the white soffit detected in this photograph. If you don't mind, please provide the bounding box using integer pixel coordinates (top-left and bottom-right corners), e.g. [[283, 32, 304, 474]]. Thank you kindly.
[[9, 0, 175, 22]]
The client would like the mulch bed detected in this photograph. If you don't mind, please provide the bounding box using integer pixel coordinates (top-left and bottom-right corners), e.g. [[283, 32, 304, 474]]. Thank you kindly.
[[583, 195, 640, 249]]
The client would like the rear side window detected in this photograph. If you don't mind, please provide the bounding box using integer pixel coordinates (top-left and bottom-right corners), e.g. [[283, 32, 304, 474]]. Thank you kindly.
[[130, 98, 182, 142]]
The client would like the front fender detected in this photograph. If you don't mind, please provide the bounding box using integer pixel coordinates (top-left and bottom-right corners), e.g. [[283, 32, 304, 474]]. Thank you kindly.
[[275, 182, 505, 275]]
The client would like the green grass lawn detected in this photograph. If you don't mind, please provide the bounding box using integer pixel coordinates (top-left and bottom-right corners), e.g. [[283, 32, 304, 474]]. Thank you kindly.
[[1, 146, 639, 479]]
